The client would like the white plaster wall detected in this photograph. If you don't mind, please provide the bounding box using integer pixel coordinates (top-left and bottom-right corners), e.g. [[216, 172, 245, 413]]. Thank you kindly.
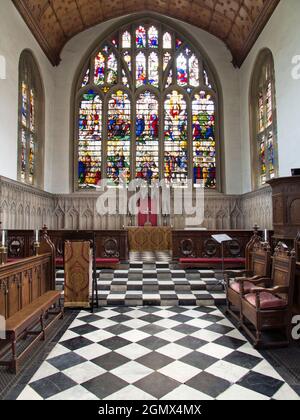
[[239, 0, 300, 193], [0, 0, 55, 192], [51, 13, 241, 194]]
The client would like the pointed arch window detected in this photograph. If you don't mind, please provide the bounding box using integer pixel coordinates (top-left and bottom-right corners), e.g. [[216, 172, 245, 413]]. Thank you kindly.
[[74, 20, 219, 190], [18, 50, 44, 187], [250, 49, 278, 188]]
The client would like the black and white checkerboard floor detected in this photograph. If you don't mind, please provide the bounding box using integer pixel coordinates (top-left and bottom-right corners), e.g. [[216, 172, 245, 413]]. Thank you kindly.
[[56, 263, 226, 307], [16, 306, 300, 400]]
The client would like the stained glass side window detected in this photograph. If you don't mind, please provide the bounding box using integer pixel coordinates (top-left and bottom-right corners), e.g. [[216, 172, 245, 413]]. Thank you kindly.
[[78, 92, 102, 189], [252, 50, 278, 187], [192, 92, 216, 188], [164, 91, 188, 184], [107, 91, 131, 185], [20, 82, 35, 183], [18, 51, 43, 187], [136, 92, 159, 183]]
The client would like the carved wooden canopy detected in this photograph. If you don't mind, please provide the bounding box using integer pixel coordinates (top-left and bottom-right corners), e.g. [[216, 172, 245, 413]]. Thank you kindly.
[[13, 0, 280, 67]]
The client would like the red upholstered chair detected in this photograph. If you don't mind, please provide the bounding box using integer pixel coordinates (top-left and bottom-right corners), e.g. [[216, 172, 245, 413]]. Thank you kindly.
[[240, 243, 296, 348], [225, 241, 272, 324]]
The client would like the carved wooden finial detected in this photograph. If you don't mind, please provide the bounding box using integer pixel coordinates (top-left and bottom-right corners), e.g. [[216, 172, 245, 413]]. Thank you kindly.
[[42, 225, 48, 237], [253, 224, 260, 233]]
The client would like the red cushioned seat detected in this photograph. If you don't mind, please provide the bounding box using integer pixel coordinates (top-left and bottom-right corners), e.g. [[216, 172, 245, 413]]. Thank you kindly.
[[56, 257, 64, 266], [244, 292, 287, 310], [96, 258, 119, 264], [179, 258, 245, 264], [230, 280, 255, 293]]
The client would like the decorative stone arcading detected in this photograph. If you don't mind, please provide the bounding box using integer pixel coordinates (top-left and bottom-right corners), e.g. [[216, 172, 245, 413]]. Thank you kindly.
[[0, 176, 55, 229], [240, 186, 273, 230], [0, 176, 272, 230]]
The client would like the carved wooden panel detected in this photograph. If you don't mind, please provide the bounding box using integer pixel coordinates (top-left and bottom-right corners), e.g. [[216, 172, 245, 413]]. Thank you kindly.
[[0, 254, 55, 320], [172, 230, 255, 261], [268, 176, 300, 239]]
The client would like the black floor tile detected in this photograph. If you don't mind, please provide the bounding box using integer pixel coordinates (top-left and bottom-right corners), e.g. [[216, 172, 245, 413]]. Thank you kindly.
[[138, 336, 170, 351], [135, 372, 180, 399], [180, 352, 218, 370], [60, 336, 94, 351], [92, 352, 131, 371], [186, 372, 230, 398], [175, 336, 207, 350], [136, 352, 174, 371], [30, 373, 77, 400], [82, 373, 128, 399], [223, 351, 262, 370], [237, 371, 284, 397], [48, 352, 86, 371], [100, 337, 132, 351]]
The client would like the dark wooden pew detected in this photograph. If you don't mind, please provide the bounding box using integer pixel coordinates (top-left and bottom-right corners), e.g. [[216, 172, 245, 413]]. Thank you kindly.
[[6, 229, 129, 269]]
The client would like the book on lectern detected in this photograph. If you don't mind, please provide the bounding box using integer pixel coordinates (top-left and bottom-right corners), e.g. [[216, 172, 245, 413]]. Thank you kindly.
[[211, 234, 232, 244]]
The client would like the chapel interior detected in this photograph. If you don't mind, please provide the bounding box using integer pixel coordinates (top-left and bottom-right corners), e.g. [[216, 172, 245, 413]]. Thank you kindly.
[[0, 0, 300, 401]]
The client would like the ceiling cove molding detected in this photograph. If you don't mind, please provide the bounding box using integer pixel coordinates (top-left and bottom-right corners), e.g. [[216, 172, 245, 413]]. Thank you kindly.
[[12, 0, 281, 68]]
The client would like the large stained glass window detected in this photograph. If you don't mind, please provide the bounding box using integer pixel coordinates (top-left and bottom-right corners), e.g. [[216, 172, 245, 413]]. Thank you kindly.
[[75, 21, 218, 190], [18, 50, 44, 187], [251, 49, 278, 188]]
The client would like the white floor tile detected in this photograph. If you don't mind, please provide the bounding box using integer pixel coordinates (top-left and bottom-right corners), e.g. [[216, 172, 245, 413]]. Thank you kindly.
[[29, 362, 60, 384], [74, 343, 111, 360], [158, 361, 201, 383], [217, 384, 270, 400], [206, 360, 249, 383], [111, 361, 153, 384], [115, 343, 152, 360], [197, 343, 234, 359], [63, 361, 106, 384], [104, 385, 156, 401], [161, 384, 213, 400], [157, 343, 193, 359], [47, 385, 99, 400], [17, 386, 44, 400]]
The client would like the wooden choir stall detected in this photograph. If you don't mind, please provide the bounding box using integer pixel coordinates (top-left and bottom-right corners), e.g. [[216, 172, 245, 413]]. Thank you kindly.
[[0, 229, 63, 373]]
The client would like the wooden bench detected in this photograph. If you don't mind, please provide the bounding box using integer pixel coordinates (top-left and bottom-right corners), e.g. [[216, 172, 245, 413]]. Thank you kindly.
[[180, 257, 246, 269], [1, 290, 63, 373]]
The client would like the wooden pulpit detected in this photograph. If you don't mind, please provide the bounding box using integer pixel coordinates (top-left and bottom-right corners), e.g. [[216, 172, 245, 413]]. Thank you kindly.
[[64, 241, 93, 308]]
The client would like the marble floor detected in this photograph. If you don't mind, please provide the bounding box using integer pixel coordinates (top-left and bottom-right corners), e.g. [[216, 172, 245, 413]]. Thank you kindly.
[[15, 306, 300, 400]]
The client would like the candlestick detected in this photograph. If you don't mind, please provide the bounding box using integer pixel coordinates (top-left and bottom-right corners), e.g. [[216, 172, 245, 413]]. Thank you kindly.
[[264, 229, 268, 242], [1, 230, 6, 247], [35, 229, 40, 243]]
